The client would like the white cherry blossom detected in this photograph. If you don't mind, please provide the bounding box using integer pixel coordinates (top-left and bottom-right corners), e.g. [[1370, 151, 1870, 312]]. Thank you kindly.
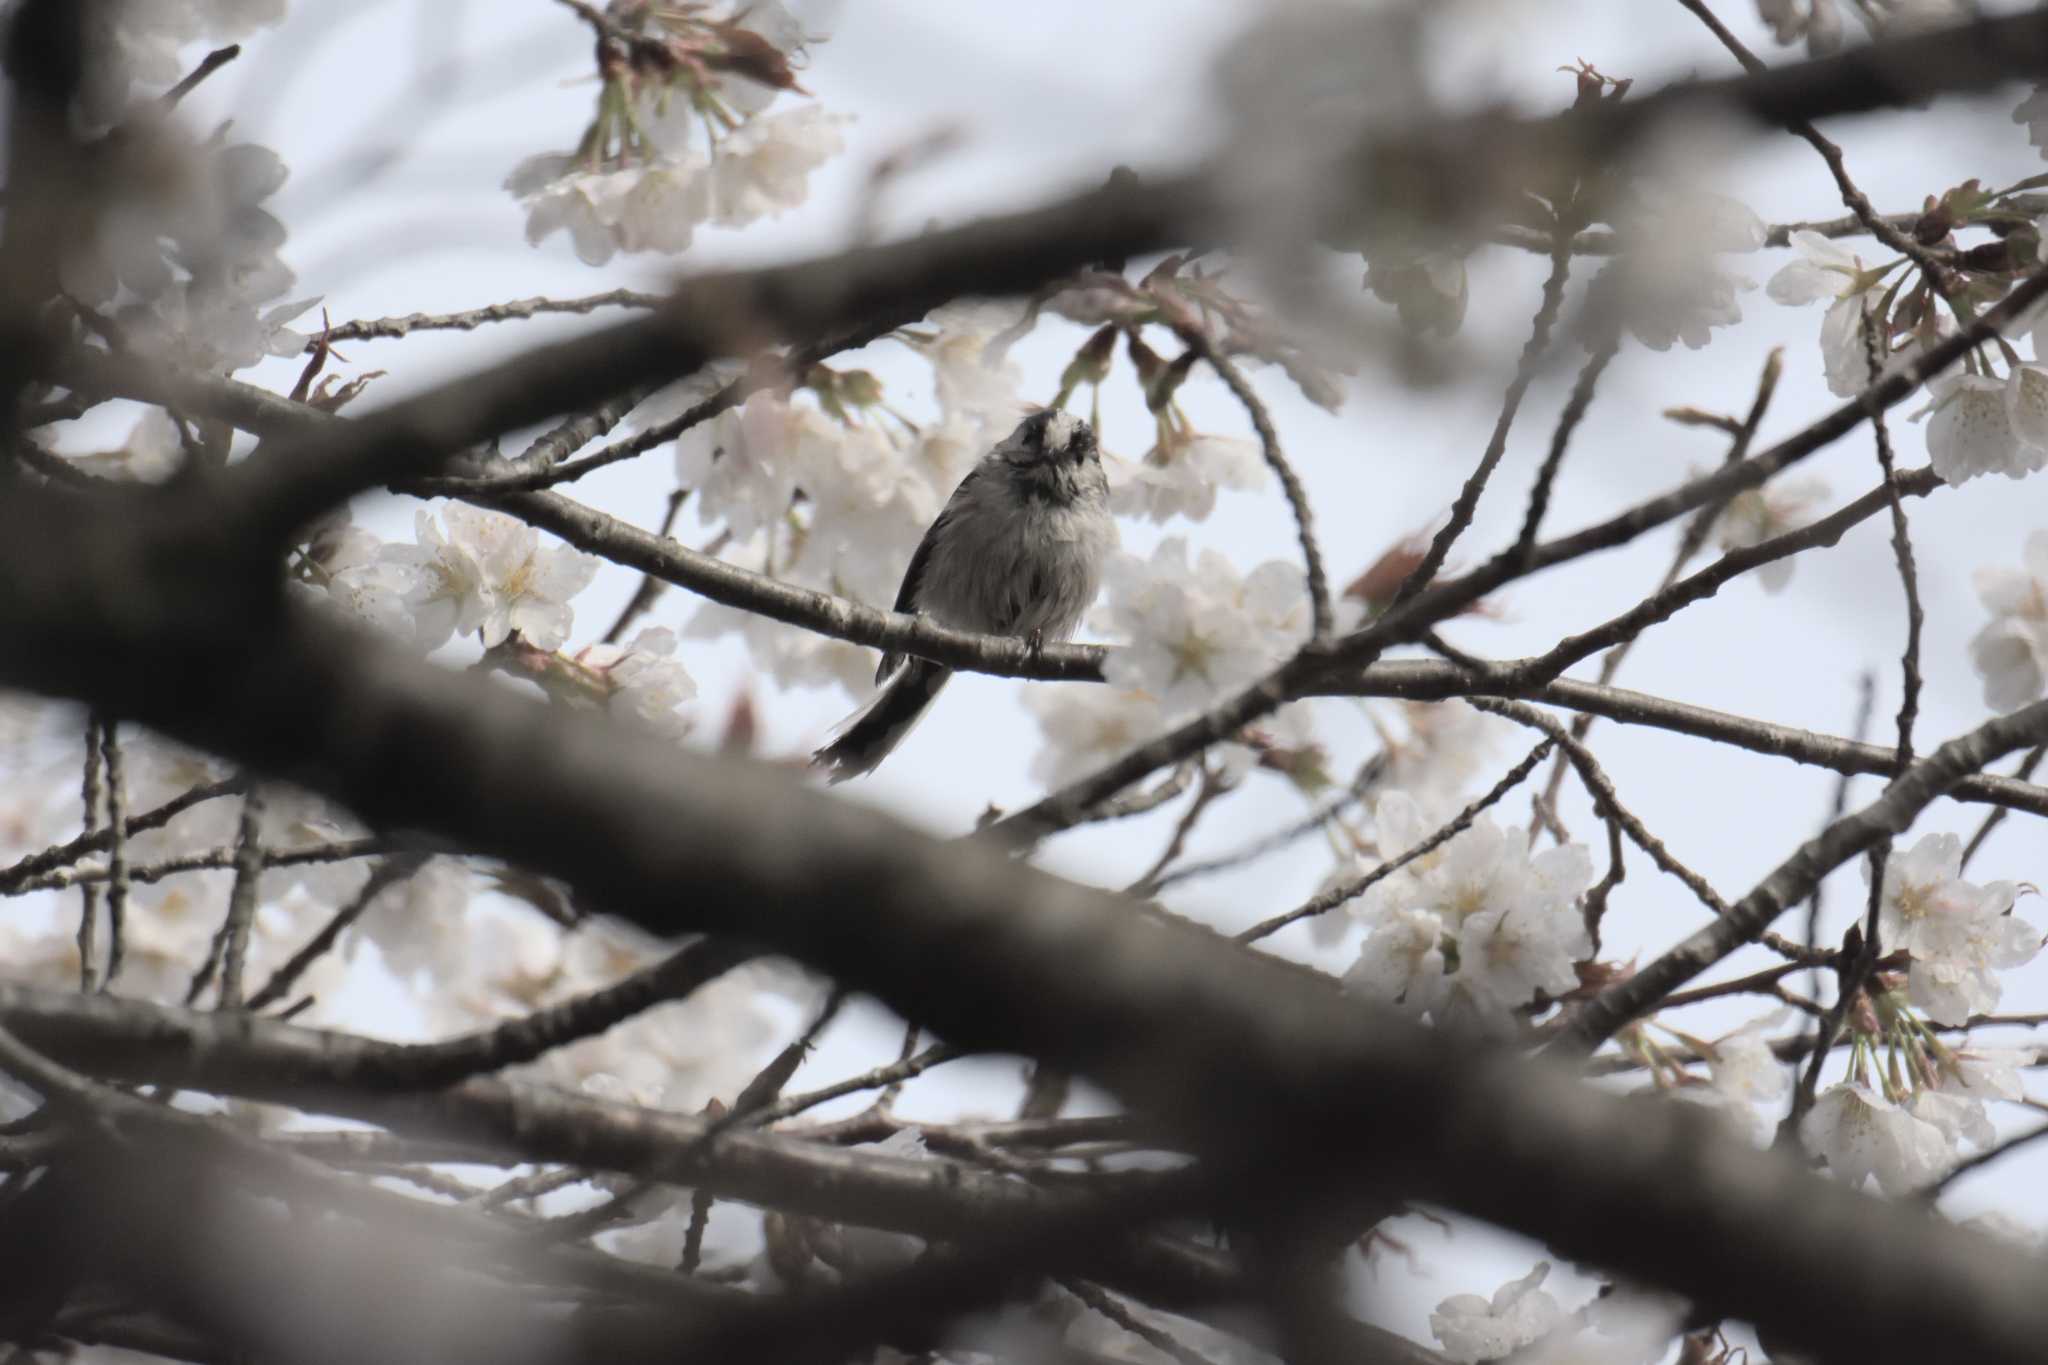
[[2006, 363, 2048, 455], [685, 595, 875, 697], [1108, 434, 1268, 523], [1515, 1289, 1686, 1365], [61, 408, 185, 484], [1384, 701, 1509, 808], [1342, 907, 1450, 1016], [1942, 1043, 2036, 1103], [1757, 0, 1844, 53], [1022, 686, 1163, 789], [1606, 187, 1762, 353], [709, 106, 848, 226], [1712, 475, 1830, 592], [2018, 86, 2048, 160], [1676, 1019, 1791, 1143], [1970, 530, 2048, 712], [64, 130, 310, 374], [1609, 252, 1751, 353], [1801, 1081, 1953, 1195], [1348, 793, 1591, 1026], [1706, 1028, 1791, 1109], [1094, 540, 1306, 714], [1455, 845, 1594, 1015], [1430, 1263, 1563, 1364], [506, 155, 712, 266], [575, 629, 697, 738], [347, 509, 485, 650], [1872, 832, 2037, 1024], [676, 393, 848, 544], [372, 504, 600, 652], [1925, 372, 2046, 485], [1907, 1089, 1994, 1151], [1766, 230, 1895, 397]]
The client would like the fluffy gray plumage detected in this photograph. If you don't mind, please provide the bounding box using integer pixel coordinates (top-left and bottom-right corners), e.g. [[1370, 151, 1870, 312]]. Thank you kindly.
[[812, 409, 1116, 782]]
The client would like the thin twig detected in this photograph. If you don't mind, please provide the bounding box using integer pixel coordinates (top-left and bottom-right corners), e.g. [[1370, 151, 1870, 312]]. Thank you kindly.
[[161, 44, 239, 108], [1651, 961, 1810, 1013], [354, 937, 760, 1088], [1567, 698, 2048, 1052], [244, 854, 429, 1012], [1235, 740, 1554, 944], [684, 987, 851, 1271], [471, 1165, 588, 1212], [1530, 349, 1783, 820], [1489, 210, 1924, 256], [1125, 768, 1225, 898], [1672, 0, 1960, 298], [213, 786, 268, 1010], [601, 488, 693, 645], [1808, 673, 1877, 1001], [95, 719, 129, 992], [1515, 335, 1618, 559], [316, 289, 663, 345], [1862, 313, 1922, 770], [1924, 1120, 2048, 1197], [1181, 332, 1331, 637], [1392, 232, 1573, 608], [1061, 1278, 1220, 1365], [18, 837, 388, 897], [1077, 764, 1201, 826], [1509, 466, 1924, 688], [750, 1044, 967, 1129], [0, 775, 243, 891], [1471, 700, 1732, 919], [1151, 752, 1388, 892], [1783, 863, 1882, 1142], [1961, 745, 2047, 873], [73, 718, 104, 993]]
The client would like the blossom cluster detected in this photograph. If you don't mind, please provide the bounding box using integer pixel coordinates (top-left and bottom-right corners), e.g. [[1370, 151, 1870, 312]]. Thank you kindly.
[[506, 1, 845, 264], [306, 503, 702, 737], [80, 0, 287, 126], [1871, 832, 2040, 1024], [1338, 792, 1594, 1029], [1430, 1264, 1684, 1364], [61, 70, 312, 377], [1616, 833, 2041, 1189], [1013, 541, 1311, 791], [1766, 222, 2048, 485], [319, 503, 601, 653], [1801, 1018, 2034, 1197], [1756, 0, 1968, 56]]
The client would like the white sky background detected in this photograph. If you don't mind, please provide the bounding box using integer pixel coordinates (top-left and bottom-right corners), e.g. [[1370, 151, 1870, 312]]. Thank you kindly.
[[130, 0, 2048, 1347]]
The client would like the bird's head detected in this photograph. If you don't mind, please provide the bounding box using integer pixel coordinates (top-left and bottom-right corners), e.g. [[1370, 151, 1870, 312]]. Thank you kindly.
[[998, 409, 1098, 469]]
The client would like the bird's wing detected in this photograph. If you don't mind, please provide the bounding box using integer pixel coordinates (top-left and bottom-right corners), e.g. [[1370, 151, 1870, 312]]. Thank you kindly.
[[876, 465, 980, 683]]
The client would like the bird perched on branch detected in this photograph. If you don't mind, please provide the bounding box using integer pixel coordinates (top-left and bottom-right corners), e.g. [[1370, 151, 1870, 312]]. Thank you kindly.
[[813, 409, 1116, 782]]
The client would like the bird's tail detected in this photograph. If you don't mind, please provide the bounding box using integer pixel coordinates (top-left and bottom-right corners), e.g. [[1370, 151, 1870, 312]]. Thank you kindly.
[[811, 660, 953, 783]]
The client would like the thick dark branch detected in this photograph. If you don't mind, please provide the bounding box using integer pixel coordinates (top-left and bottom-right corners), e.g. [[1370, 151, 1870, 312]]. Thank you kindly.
[[0, 982, 1214, 1283], [0, 490, 2044, 1360]]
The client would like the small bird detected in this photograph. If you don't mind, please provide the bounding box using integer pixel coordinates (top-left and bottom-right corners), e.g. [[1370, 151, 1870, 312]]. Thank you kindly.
[[813, 409, 1116, 782]]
